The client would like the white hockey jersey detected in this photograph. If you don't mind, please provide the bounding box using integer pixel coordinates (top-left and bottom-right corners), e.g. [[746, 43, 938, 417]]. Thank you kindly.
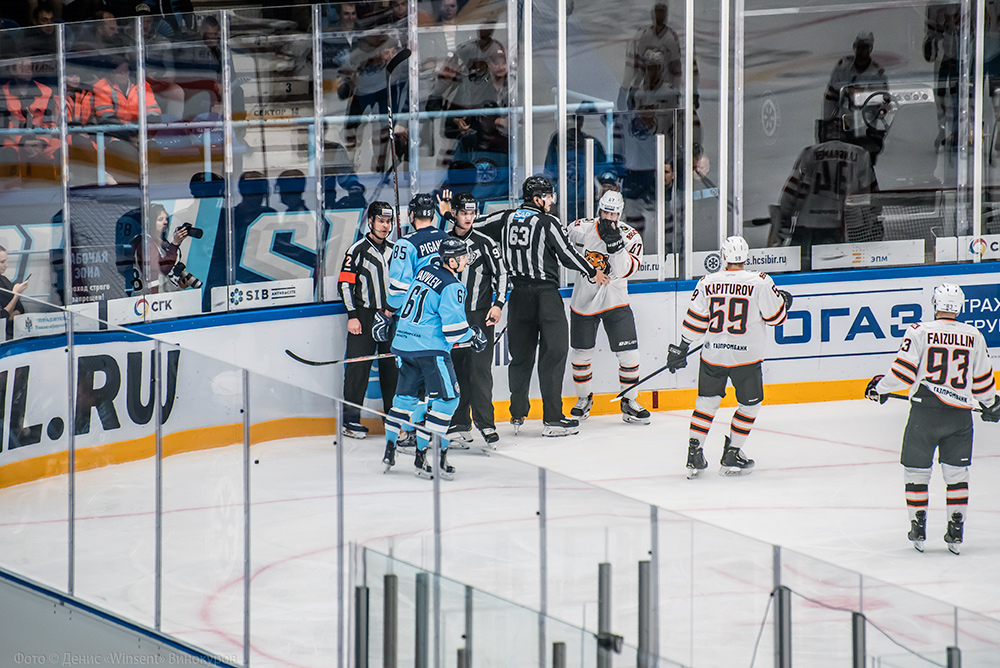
[[875, 318, 997, 410], [567, 217, 643, 316], [681, 269, 788, 367]]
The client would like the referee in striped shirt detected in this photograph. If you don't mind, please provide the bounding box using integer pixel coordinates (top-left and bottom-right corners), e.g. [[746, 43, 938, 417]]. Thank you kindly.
[[338, 201, 398, 439], [438, 189, 508, 446], [481, 176, 609, 436]]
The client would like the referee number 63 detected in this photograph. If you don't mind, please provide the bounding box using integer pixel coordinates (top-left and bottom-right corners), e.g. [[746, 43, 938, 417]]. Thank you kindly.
[[507, 226, 530, 247]]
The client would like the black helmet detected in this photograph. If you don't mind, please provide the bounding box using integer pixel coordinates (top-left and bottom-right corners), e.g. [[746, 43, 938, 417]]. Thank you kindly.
[[439, 237, 469, 262], [522, 175, 554, 201], [409, 193, 436, 219], [453, 191, 478, 213], [367, 200, 394, 220]]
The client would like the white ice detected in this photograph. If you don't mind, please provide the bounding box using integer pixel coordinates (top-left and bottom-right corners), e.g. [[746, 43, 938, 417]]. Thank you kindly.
[[1, 398, 998, 668]]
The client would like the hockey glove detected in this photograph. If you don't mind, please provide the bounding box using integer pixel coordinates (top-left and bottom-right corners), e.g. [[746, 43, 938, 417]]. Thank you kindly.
[[666, 341, 690, 373], [597, 217, 625, 254], [865, 375, 888, 404], [373, 310, 393, 343], [778, 289, 793, 310], [469, 325, 488, 353], [980, 396, 1000, 423]]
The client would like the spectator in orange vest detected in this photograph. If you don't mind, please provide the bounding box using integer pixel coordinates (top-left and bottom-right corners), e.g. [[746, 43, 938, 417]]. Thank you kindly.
[[0, 57, 59, 177], [93, 55, 162, 127]]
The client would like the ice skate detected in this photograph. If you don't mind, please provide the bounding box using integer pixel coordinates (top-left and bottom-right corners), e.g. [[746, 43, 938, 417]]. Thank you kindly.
[[907, 510, 926, 553], [446, 425, 473, 450], [343, 422, 369, 439], [944, 512, 964, 555], [686, 439, 708, 479], [621, 398, 651, 425], [542, 417, 579, 437], [571, 394, 593, 420], [479, 427, 499, 454], [382, 442, 396, 473], [510, 416, 525, 434], [396, 429, 417, 453], [719, 436, 754, 476], [414, 448, 433, 479], [439, 449, 455, 480]]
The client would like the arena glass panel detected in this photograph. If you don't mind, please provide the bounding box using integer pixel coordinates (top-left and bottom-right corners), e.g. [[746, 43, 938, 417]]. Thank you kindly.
[[739, 1, 951, 272]]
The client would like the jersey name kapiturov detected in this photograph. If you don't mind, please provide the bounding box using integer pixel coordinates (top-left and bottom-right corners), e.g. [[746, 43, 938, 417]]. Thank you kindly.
[[875, 318, 997, 410], [391, 260, 473, 356], [338, 235, 392, 315], [682, 269, 788, 367], [386, 226, 451, 310], [567, 217, 642, 315]]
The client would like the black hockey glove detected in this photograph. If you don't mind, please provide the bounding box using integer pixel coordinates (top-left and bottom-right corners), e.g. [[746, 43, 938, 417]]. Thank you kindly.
[[980, 396, 1000, 423], [597, 217, 625, 254], [778, 289, 793, 310], [865, 375, 888, 404], [667, 341, 690, 373], [469, 325, 488, 353], [373, 310, 393, 343]]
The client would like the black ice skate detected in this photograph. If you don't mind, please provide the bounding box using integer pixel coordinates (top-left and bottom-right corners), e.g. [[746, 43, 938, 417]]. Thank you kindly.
[[542, 417, 580, 437], [908, 510, 926, 553], [944, 511, 964, 555], [439, 449, 455, 480], [686, 439, 708, 479], [510, 416, 525, 434], [446, 424, 473, 450], [719, 436, 754, 476], [571, 394, 593, 420], [414, 448, 432, 479], [343, 422, 369, 439], [382, 442, 396, 473], [479, 427, 499, 454], [396, 429, 417, 453], [621, 398, 651, 425]]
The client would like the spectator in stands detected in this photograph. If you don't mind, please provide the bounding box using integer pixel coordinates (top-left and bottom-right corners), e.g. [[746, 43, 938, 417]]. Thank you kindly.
[[133, 3, 184, 122], [0, 244, 28, 338], [324, 3, 359, 112], [543, 102, 611, 222], [93, 54, 160, 177], [0, 57, 59, 178], [22, 2, 62, 56], [131, 202, 193, 293], [79, 10, 126, 50], [341, 30, 403, 172], [436, 0, 459, 54]]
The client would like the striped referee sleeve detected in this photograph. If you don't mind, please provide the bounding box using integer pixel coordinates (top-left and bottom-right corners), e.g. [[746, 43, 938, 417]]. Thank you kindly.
[[545, 219, 596, 277]]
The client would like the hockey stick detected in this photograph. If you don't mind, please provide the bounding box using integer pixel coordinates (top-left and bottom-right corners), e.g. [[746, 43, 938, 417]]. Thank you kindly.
[[613, 344, 703, 399], [884, 392, 984, 413], [286, 325, 505, 367], [385, 47, 411, 238]]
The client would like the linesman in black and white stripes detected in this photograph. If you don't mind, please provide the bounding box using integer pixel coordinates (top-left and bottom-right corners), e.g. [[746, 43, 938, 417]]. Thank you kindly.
[[338, 201, 399, 439], [480, 176, 609, 437], [437, 189, 508, 447]]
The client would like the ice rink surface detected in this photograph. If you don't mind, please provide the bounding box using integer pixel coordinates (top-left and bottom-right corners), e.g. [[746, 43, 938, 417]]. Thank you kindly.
[[2, 398, 999, 667]]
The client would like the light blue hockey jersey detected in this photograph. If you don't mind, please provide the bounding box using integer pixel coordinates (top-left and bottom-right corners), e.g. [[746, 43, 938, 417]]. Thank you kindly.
[[391, 261, 474, 356], [386, 227, 452, 310]]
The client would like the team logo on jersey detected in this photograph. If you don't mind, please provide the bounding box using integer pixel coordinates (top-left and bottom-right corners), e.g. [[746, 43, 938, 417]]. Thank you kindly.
[[584, 249, 609, 271], [704, 252, 722, 273], [474, 157, 499, 185]]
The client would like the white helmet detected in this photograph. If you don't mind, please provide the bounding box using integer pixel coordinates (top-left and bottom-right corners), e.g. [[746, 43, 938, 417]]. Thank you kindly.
[[598, 190, 625, 217], [932, 283, 965, 315], [721, 235, 749, 264]]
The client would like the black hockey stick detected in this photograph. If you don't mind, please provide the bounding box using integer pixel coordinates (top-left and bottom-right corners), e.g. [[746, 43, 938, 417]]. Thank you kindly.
[[385, 47, 411, 238], [884, 392, 984, 413], [613, 344, 703, 399], [286, 325, 504, 367]]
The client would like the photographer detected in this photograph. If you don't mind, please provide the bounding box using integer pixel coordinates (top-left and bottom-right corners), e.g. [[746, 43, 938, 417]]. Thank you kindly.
[[130, 202, 202, 294]]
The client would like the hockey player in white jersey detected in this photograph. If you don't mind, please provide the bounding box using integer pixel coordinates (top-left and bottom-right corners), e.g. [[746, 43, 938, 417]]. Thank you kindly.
[[666, 236, 791, 477], [866, 284, 1000, 554], [566, 190, 650, 424]]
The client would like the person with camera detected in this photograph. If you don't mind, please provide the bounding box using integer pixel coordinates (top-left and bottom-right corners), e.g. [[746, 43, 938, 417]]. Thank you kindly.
[[130, 202, 199, 294], [338, 201, 398, 439]]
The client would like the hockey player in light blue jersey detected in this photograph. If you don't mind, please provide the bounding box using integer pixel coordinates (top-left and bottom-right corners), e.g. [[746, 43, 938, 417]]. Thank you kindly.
[[385, 193, 452, 310], [376, 192, 453, 450], [382, 238, 488, 479]]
